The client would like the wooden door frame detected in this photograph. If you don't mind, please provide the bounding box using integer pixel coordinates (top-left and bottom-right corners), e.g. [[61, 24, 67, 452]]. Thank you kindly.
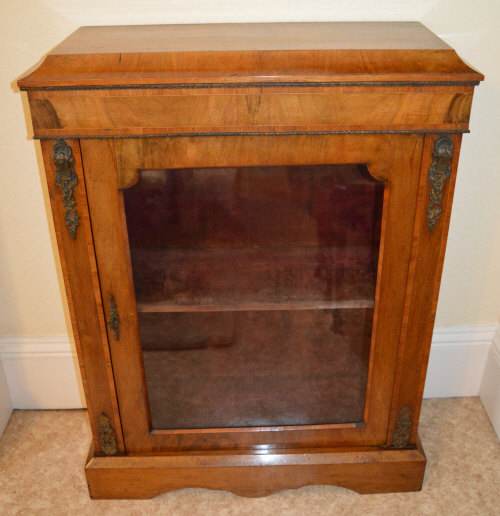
[[75, 132, 456, 454]]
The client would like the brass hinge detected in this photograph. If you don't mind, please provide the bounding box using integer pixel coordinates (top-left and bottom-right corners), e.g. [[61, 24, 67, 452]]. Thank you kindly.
[[53, 139, 79, 239], [427, 134, 454, 232]]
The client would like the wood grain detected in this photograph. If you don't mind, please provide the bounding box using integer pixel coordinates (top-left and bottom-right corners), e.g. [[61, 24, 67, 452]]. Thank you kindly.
[[26, 88, 473, 137], [81, 139, 153, 453], [45, 23, 453, 54], [80, 133, 422, 452], [387, 133, 463, 446], [19, 22, 483, 498], [18, 23, 483, 89], [40, 139, 125, 455], [86, 439, 426, 498]]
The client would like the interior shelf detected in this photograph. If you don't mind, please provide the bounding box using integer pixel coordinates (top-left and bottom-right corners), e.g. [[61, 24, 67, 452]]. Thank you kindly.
[[131, 245, 377, 308], [137, 299, 374, 312]]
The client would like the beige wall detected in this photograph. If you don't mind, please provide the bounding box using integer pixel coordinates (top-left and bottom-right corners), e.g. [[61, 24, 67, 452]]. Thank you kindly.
[[0, 0, 498, 338]]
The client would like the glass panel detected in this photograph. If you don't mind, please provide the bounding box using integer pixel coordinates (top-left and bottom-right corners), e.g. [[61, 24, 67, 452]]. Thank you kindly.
[[123, 165, 384, 429]]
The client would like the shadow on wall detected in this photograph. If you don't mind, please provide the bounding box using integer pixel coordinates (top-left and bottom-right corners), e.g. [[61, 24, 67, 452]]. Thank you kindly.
[[0, 81, 85, 411], [422, 0, 500, 326]]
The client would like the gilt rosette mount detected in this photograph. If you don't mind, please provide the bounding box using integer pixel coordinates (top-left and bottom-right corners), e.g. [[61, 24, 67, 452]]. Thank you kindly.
[[97, 413, 118, 456], [107, 295, 120, 340], [53, 139, 79, 239], [391, 406, 413, 449], [427, 134, 454, 232]]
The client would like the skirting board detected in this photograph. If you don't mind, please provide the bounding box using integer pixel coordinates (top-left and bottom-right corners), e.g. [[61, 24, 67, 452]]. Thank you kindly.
[[0, 337, 86, 409], [0, 324, 497, 410], [0, 359, 13, 436], [479, 326, 500, 439], [423, 324, 497, 399]]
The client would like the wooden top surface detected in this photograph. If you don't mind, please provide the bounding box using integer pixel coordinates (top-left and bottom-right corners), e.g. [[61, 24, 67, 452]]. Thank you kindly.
[[51, 22, 450, 54], [18, 22, 483, 89]]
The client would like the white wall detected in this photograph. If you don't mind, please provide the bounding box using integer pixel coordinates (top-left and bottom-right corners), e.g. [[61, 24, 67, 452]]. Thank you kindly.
[[1, 0, 499, 338], [0, 1, 499, 418], [422, 3, 500, 327]]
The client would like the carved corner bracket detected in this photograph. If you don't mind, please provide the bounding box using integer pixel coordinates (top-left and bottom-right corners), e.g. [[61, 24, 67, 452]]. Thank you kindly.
[[53, 139, 79, 239], [391, 406, 413, 449], [427, 134, 454, 232], [97, 413, 119, 455]]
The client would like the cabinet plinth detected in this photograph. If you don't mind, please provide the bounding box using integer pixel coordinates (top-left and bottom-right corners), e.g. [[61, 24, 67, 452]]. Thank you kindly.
[[19, 22, 482, 498]]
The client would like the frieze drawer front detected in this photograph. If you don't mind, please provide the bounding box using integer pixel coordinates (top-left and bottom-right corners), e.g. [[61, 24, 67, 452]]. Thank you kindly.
[[18, 22, 483, 499]]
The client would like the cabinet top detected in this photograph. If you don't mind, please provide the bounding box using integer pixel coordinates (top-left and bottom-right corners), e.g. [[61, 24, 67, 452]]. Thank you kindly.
[[18, 22, 483, 89], [36, 22, 452, 54]]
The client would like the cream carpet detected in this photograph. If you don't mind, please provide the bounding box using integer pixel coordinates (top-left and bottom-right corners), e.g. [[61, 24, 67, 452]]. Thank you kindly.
[[0, 398, 499, 515]]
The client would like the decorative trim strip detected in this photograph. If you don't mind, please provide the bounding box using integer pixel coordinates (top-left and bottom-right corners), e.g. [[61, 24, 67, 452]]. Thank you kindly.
[[53, 139, 79, 239], [427, 134, 454, 232], [20, 80, 481, 92], [431, 324, 498, 345], [0, 336, 76, 358], [36, 129, 470, 140]]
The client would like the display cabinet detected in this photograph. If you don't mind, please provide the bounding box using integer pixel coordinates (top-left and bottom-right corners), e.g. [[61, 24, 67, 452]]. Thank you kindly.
[[18, 22, 483, 498]]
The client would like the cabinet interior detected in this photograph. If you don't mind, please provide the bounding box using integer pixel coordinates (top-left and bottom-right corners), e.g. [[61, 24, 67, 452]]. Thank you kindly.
[[123, 163, 384, 429]]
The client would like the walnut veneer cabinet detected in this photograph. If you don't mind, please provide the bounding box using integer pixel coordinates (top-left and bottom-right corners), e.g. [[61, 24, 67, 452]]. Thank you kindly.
[[18, 22, 483, 498]]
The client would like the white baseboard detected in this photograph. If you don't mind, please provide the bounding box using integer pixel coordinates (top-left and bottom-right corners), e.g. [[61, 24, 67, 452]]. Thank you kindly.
[[479, 326, 500, 439], [423, 324, 497, 399], [0, 324, 497, 411], [0, 337, 85, 409], [0, 359, 13, 437]]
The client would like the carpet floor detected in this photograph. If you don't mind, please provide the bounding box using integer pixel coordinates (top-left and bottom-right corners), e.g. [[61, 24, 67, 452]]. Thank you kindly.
[[0, 397, 499, 515]]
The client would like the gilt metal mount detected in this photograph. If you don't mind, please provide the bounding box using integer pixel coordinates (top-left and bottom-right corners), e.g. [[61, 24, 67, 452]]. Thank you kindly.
[[107, 295, 120, 340], [53, 139, 79, 239], [391, 406, 413, 449], [427, 134, 454, 232], [97, 413, 118, 455]]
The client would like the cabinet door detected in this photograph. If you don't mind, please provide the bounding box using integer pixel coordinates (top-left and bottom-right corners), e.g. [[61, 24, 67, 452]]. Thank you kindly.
[[82, 134, 423, 453]]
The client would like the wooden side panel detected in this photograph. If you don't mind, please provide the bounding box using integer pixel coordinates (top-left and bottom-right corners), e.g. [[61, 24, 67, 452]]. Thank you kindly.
[[80, 139, 153, 453], [387, 133, 463, 446], [40, 139, 124, 454]]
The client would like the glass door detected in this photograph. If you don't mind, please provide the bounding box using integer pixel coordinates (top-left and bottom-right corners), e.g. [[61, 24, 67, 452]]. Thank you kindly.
[[122, 164, 384, 430]]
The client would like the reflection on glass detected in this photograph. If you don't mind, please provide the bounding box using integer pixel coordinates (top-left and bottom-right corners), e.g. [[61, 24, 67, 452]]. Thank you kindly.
[[123, 165, 384, 429]]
